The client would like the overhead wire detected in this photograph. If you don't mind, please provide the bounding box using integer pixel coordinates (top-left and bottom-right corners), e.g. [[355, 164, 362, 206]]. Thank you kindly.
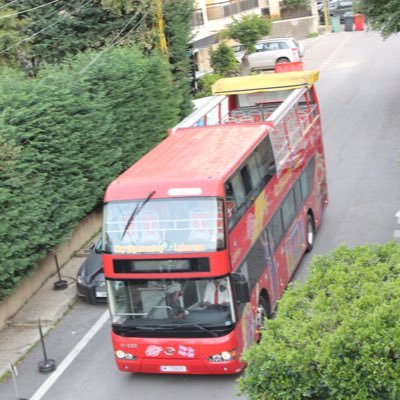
[[78, 3, 148, 75], [0, 0, 71, 39], [0, 0, 61, 19], [0, 0, 20, 12], [0, 0, 94, 55]]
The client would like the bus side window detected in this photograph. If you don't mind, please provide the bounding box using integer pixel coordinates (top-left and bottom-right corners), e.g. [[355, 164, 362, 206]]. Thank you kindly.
[[300, 158, 315, 201], [247, 154, 262, 192], [230, 173, 246, 210], [269, 209, 284, 249], [281, 190, 296, 232], [225, 181, 237, 223], [240, 165, 253, 196], [255, 137, 276, 185]]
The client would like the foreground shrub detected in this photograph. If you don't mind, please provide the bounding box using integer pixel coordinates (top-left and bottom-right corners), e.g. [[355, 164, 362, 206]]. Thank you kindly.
[[239, 243, 400, 400]]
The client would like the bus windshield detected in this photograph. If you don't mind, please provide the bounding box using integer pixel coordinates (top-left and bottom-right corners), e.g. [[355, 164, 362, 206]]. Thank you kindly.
[[107, 277, 235, 336], [103, 198, 225, 254]]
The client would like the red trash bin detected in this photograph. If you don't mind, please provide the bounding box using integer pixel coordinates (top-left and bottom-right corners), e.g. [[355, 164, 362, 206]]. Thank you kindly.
[[354, 13, 365, 31]]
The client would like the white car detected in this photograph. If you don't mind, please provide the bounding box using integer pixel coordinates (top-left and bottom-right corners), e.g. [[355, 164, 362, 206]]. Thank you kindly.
[[232, 37, 304, 71]]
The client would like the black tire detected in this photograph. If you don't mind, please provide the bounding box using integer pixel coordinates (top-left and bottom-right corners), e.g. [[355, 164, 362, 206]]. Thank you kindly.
[[276, 57, 290, 64], [306, 214, 315, 253]]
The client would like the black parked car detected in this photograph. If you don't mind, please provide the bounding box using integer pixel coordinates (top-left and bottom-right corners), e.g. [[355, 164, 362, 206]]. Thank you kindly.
[[76, 238, 107, 304]]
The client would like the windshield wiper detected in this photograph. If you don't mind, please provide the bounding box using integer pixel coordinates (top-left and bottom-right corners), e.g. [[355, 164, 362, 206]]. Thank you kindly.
[[160, 323, 218, 337], [121, 190, 156, 240]]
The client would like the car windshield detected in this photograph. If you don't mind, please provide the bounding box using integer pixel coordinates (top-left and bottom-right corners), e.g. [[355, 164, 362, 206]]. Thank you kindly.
[[103, 197, 225, 254], [107, 277, 235, 335]]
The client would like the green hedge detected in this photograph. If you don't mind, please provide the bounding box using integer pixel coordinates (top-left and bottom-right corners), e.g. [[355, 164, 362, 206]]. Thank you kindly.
[[0, 47, 181, 301], [239, 243, 400, 400]]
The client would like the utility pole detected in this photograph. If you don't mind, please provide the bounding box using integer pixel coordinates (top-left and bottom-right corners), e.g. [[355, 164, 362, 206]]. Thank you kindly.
[[154, 0, 168, 55], [323, 0, 330, 32]]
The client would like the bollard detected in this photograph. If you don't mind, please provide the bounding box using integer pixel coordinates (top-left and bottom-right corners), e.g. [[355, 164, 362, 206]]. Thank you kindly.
[[37, 319, 56, 373], [52, 253, 68, 290]]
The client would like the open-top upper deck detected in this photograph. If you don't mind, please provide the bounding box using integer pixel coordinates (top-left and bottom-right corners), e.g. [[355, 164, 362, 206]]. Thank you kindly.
[[212, 70, 319, 95]]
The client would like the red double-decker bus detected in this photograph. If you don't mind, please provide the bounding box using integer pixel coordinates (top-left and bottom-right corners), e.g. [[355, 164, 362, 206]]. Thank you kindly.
[[101, 70, 328, 375]]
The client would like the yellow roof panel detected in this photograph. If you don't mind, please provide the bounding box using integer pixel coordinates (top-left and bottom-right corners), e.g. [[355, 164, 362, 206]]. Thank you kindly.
[[212, 70, 319, 95]]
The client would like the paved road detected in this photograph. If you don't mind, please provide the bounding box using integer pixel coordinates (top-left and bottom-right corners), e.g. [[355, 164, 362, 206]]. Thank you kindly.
[[1, 30, 400, 400]]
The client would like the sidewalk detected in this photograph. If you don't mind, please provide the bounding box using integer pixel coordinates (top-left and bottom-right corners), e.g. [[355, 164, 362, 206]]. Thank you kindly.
[[0, 255, 86, 380]]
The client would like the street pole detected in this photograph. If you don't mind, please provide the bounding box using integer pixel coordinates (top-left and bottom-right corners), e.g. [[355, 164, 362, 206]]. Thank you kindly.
[[323, 0, 330, 32]]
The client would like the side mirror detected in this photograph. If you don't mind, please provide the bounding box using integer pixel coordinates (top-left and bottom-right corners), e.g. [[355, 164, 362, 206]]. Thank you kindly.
[[93, 238, 103, 254], [232, 273, 250, 303]]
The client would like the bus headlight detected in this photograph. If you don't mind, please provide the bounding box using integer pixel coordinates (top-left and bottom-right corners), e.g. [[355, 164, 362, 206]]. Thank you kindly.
[[115, 350, 136, 360], [208, 349, 237, 363]]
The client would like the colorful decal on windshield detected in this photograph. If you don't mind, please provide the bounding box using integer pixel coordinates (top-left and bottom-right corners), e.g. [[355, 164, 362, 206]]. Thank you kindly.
[[114, 243, 206, 254]]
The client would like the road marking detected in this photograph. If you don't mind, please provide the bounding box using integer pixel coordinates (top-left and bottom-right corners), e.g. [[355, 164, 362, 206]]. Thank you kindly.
[[30, 310, 109, 400], [319, 34, 351, 71], [394, 230, 400, 238]]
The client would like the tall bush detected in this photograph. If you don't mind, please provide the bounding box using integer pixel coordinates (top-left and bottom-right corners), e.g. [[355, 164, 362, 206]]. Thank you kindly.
[[239, 243, 400, 400], [0, 46, 180, 300]]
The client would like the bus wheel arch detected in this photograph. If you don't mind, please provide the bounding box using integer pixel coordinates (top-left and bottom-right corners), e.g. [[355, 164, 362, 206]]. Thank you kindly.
[[306, 211, 315, 252], [256, 290, 271, 342]]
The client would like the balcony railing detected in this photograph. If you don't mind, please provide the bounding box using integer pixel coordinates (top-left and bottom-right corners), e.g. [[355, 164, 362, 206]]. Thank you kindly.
[[206, 0, 259, 21]]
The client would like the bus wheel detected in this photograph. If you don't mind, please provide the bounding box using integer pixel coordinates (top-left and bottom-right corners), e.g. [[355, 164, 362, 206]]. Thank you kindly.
[[306, 214, 315, 252], [256, 296, 269, 342]]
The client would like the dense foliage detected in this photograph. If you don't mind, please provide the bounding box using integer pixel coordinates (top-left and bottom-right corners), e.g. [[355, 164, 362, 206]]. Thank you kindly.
[[0, 47, 180, 301], [356, 0, 400, 37], [193, 73, 222, 99], [163, 0, 195, 117], [239, 243, 400, 400], [222, 14, 271, 75], [223, 14, 271, 55], [210, 42, 239, 77]]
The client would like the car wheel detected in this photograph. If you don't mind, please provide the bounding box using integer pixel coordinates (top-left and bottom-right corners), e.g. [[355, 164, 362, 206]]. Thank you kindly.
[[276, 57, 290, 64], [306, 214, 315, 253]]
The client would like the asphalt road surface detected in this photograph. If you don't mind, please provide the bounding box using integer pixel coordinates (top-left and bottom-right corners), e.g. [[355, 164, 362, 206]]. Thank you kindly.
[[1, 29, 400, 400]]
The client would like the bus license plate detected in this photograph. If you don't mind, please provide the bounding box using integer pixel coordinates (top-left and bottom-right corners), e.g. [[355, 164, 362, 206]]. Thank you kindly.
[[160, 366, 187, 372]]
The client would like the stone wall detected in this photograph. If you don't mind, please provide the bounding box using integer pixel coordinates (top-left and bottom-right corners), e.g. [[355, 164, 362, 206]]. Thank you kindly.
[[271, 15, 320, 39], [0, 209, 103, 331]]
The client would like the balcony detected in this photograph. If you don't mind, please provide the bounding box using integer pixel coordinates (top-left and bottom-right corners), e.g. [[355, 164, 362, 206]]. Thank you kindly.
[[206, 0, 259, 21]]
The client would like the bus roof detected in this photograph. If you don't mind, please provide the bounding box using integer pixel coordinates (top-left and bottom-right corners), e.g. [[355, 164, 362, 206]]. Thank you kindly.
[[104, 124, 271, 202], [212, 70, 319, 95]]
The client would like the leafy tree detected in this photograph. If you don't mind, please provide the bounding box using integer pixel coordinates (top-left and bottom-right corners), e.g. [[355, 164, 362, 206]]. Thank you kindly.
[[0, 4, 28, 69], [222, 14, 271, 75], [163, 0, 195, 118], [239, 243, 400, 400], [193, 73, 222, 98], [210, 42, 239, 77], [356, 0, 400, 37]]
